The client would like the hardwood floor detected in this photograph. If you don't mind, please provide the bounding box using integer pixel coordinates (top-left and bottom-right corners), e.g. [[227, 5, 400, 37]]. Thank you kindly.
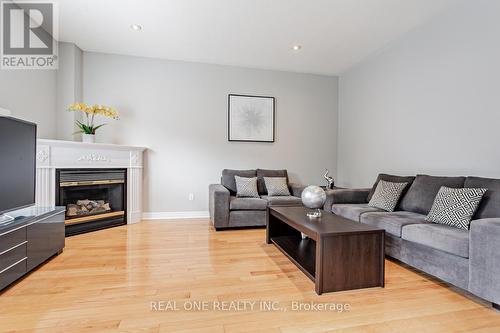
[[0, 220, 499, 333]]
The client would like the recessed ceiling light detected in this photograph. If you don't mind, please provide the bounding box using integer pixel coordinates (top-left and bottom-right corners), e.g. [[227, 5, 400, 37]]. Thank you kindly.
[[130, 24, 142, 31], [292, 45, 302, 51]]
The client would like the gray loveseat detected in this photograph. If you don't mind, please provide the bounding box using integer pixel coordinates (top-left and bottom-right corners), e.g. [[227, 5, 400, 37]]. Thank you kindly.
[[209, 169, 305, 230], [324, 174, 500, 309]]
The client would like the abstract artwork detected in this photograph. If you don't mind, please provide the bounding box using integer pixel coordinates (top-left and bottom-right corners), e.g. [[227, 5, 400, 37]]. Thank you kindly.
[[228, 94, 275, 142]]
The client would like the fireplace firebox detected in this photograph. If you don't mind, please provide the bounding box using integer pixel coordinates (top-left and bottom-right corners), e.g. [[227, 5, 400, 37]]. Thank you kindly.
[[56, 169, 127, 236]]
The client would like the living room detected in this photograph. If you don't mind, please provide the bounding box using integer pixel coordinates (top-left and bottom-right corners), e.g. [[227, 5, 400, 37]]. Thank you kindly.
[[0, 0, 499, 332]]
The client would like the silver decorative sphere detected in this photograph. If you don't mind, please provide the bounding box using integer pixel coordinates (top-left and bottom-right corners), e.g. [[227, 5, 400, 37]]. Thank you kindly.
[[301, 185, 326, 209]]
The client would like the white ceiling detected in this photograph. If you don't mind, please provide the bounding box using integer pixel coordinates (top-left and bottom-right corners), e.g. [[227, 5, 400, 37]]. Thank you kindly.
[[56, 0, 454, 75]]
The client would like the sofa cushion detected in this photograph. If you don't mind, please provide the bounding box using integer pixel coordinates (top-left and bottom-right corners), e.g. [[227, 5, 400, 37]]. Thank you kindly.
[[331, 204, 383, 222], [465, 176, 500, 219], [264, 177, 291, 196], [261, 195, 302, 207], [368, 173, 416, 202], [221, 169, 257, 194], [399, 175, 466, 215], [426, 186, 487, 230], [256, 169, 288, 194], [402, 223, 470, 258], [230, 197, 267, 211], [360, 211, 429, 237], [235, 176, 259, 198], [368, 180, 409, 212]]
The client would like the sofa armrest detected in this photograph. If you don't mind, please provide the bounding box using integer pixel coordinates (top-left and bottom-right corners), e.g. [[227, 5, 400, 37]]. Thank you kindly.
[[323, 188, 370, 212], [289, 183, 306, 198], [209, 184, 230, 229], [469, 218, 500, 305]]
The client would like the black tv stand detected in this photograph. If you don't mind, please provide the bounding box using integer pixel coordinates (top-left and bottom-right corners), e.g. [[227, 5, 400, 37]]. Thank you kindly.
[[0, 206, 65, 291]]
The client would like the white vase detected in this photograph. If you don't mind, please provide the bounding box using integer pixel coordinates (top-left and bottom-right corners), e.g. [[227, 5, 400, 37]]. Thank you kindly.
[[82, 134, 95, 143]]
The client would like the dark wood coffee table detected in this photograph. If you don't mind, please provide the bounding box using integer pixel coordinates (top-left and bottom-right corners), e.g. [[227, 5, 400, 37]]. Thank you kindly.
[[267, 206, 385, 294]]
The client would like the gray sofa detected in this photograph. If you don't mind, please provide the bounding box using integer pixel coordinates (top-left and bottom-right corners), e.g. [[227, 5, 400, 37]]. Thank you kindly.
[[324, 174, 500, 309], [209, 169, 305, 230]]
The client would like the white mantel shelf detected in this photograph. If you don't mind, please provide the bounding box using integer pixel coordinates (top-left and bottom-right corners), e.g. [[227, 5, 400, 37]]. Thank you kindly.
[[35, 139, 147, 225], [37, 139, 147, 151]]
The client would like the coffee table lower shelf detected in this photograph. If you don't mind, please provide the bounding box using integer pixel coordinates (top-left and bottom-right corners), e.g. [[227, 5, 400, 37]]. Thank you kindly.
[[270, 235, 316, 282]]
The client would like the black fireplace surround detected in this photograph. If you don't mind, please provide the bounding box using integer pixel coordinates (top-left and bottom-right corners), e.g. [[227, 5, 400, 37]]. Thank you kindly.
[[56, 169, 127, 236]]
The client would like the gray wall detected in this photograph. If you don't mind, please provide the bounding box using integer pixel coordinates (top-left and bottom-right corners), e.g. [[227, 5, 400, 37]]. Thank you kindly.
[[56, 42, 83, 141], [337, 0, 500, 188], [0, 42, 82, 140], [0, 68, 57, 138], [83, 52, 338, 213]]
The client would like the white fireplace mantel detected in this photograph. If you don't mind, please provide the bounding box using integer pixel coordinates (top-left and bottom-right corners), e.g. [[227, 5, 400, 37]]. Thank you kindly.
[[36, 139, 147, 224]]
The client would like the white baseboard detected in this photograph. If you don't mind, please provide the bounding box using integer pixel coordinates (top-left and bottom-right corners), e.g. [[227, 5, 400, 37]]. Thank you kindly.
[[142, 211, 210, 220]]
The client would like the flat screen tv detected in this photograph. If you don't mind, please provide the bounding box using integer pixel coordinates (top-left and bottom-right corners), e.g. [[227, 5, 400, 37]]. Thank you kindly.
[[0, 116, 37, 217]]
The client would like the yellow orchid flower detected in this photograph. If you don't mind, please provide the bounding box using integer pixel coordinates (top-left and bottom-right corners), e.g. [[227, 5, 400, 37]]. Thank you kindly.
[[66, 102, 119, 135]]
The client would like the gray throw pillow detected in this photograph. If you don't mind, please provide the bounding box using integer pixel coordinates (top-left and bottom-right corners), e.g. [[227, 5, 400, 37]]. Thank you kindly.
[[368, 180, 408, 212], [263, 177, 290, 196], [368, 174, 415, 201], [426, 186, 487, 230], [235, 176, 259, 198]]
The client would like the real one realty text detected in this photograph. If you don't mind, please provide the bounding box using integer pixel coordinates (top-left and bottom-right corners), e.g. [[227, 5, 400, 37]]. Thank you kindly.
[[151, 300, 351, 313]]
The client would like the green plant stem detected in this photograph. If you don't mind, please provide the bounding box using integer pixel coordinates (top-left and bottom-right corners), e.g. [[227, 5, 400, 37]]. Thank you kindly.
[[72, 109, 113, 135]]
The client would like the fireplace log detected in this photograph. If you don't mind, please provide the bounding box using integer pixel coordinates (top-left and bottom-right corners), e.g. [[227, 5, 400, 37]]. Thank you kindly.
[[67, 200, 112, 217]]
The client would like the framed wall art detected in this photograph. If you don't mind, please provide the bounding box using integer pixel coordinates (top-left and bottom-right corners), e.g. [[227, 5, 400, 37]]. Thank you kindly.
[[228, 94, 275, 142]]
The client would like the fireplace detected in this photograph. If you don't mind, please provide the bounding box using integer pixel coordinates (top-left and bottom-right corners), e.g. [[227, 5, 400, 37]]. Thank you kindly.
[[56, 169, 127, 236]]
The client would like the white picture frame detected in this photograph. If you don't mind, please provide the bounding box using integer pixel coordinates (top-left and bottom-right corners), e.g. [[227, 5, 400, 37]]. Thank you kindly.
[[228, 94, 275, 142]]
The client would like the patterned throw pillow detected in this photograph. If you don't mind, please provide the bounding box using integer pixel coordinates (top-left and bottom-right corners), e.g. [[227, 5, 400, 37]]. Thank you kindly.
[[368, 180, 408, 212], [234, 176, 259, 198], [264, 177, 291, 196], [426, 186, 487, 230]]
